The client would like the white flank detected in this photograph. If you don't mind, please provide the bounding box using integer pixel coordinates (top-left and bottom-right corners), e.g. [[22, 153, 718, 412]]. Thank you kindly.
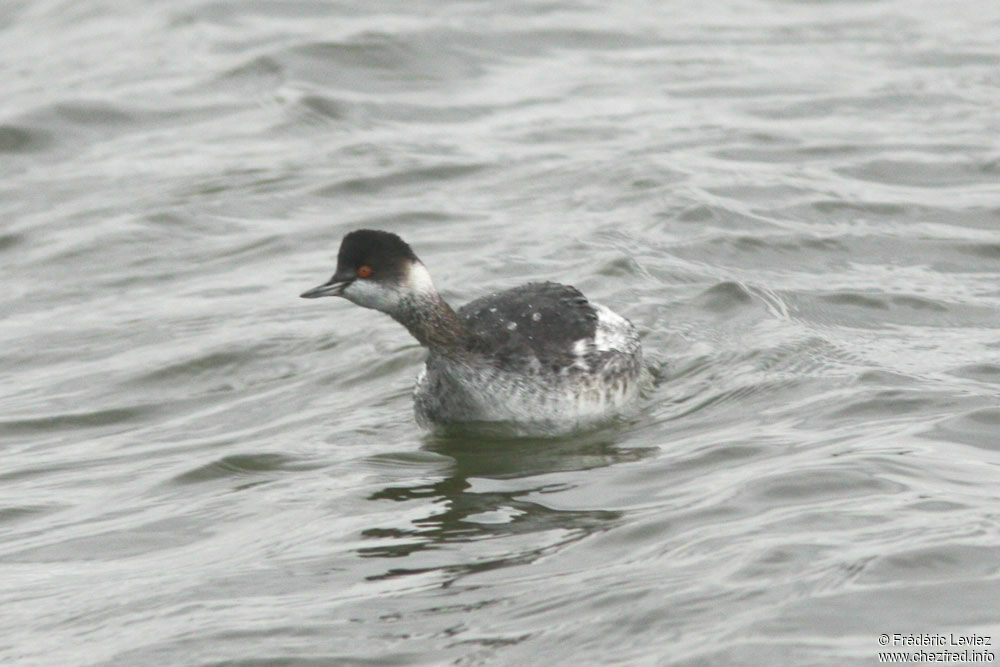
[[591, 303, 632, 352]]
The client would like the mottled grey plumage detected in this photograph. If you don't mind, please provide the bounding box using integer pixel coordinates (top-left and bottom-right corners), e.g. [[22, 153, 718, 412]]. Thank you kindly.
[[301, 230, 643, 435], [459, 282, 597, 371]]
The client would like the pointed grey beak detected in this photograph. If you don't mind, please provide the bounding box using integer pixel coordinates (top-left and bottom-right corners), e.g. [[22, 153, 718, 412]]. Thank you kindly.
[[300, 278, 352, 298]]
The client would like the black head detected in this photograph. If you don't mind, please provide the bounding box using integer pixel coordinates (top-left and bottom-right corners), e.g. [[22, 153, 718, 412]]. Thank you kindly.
[[335, 229, 417, 282], [300, 229, 427, 309]]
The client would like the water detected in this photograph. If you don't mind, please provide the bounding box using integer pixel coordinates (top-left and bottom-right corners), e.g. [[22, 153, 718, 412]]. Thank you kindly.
[[2, 0, 999, 664]]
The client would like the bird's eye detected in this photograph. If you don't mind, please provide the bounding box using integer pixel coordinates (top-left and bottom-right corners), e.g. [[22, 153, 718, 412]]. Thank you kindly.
[[357, 265, 373, 278]]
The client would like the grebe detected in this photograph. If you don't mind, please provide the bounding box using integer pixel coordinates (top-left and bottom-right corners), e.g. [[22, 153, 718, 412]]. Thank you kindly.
[[300, 229, 642, 435]]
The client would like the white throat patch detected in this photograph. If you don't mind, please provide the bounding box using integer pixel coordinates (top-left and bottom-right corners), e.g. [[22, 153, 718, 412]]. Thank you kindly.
[[341, 260, 437, 314], [403, 261, 436, 297]]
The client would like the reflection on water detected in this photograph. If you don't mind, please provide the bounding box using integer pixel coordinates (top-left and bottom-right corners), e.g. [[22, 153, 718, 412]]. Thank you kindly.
[[359, 432, 655, 577]]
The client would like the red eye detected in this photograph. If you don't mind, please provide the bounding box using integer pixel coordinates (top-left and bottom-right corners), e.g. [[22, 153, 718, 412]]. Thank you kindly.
[[357, 265, 373, 278]]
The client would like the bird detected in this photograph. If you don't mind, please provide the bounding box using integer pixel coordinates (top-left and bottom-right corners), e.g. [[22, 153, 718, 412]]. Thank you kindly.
[[300, 229, 643, 436]]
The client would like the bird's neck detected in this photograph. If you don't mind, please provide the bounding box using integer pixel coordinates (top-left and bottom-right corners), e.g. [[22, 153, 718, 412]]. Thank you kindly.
[[393, 290, 468, 355], [386, 261, 468, 354]]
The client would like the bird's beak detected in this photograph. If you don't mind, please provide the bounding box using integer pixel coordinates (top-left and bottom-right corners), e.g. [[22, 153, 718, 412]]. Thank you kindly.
[[300, 277, 352, 298]]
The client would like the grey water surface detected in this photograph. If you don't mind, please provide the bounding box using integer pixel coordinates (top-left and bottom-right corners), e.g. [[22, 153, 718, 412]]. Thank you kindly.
[[2, 0, 1000, 664]]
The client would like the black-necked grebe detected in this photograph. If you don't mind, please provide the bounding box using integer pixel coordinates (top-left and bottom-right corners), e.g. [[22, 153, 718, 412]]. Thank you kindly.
[[300, 229, 642, 435]]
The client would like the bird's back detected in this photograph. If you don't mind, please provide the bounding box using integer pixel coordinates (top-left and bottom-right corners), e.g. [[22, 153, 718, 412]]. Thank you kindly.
[[414, 282, 642, 433], [458, 282, 602, 370]]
